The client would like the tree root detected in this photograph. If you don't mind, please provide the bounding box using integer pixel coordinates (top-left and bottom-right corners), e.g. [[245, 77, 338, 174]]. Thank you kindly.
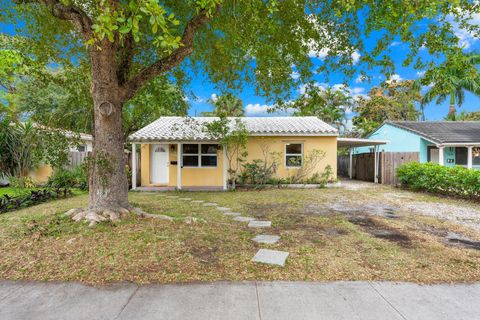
[[64, 206, 174, 227]]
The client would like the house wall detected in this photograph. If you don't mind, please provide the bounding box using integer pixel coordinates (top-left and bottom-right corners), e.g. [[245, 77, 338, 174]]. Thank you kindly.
[[356, 123, 422, 154], [139, 135, 337, 187]]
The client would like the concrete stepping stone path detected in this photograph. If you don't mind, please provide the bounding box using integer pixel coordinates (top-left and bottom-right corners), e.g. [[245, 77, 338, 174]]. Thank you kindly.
[[179, 198, 192, 201], [166, 196, 179, 199], [223, 212, 241, 216], [190, 200, 204, 203], [202, 203, 218, 207], [252, 249, 289, 266], [216, 207, 231, 212], [252, 235, 280, 244], [233, 216, 256, 222], [248, 220, 272, 228]]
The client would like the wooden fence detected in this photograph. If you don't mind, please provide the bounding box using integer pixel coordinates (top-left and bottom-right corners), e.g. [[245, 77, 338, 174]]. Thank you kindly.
[[337, 152, 419, 185]]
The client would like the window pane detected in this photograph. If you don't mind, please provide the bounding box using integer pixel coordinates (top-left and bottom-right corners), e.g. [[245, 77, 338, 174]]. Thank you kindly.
[[455, 147, 468, 165], [183, 144, 198, 154], [183, 156, 199, 167], [286, 143, 302, 154], [286, 155, 302, 167], [201, 155, 217, 167], [201, 144, 218, 154]]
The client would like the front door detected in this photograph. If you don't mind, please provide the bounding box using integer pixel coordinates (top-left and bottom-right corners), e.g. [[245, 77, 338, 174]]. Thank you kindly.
[[428, 147, 439, 164], [150, 144, 169, 184]]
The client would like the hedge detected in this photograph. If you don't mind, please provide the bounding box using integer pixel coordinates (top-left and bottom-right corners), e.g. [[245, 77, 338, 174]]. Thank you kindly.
[[396, 162, 480, 200]]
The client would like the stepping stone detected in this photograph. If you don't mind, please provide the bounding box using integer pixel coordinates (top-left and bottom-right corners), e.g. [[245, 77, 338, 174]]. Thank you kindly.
[[252, 249, 289, 267], [202, 202, 218, 207], [216, 207, 231, 211], [179, 198, 192, 201], [248, 220, 272, 228], [223, 212, 241, 216], [233, 216, 256, 222], [191, 200, 204, 203], [166, 196, 179, 199], [252, 235, 280, 244]]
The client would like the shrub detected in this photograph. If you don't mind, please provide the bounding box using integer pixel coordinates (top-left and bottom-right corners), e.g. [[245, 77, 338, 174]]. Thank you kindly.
[[9, 176, 36, 189], [47, 166, 88, 190], [396, 162, 480, 200], [239, 159, 278, 185]]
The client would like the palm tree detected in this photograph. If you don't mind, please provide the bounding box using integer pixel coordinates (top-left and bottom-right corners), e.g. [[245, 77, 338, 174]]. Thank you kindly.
[[420, 53, 480, 119], [201, 93, 244, 117], [293, 85, 351, 130]]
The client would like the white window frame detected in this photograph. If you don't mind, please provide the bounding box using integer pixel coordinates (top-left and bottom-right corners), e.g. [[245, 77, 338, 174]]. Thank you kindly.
[[284, 143, 303, 168], [182, 143, 218, 168]]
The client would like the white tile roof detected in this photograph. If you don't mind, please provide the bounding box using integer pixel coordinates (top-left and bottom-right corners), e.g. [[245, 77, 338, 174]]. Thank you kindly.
[[128, 116, 337, 142]]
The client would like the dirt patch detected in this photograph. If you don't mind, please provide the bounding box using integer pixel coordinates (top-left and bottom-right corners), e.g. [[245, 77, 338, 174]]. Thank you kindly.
[[188, 245, 219, 264], [303, 204, 335, 216], [347, 215, 412, 248]]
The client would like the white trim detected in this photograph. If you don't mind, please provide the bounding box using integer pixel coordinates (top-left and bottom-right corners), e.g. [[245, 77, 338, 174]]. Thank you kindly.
[[437, 142, 480, 147], [177, 143, 182, 190], [467, 146, 473, 169], [284, 142, 304, 168], [438, 146, 445, 166], [132, 143, 137, 190]]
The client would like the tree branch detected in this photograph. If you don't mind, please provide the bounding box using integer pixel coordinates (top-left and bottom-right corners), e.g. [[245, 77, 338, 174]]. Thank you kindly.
[[121, 8, 217, 101], [14, 0, 92, 39]]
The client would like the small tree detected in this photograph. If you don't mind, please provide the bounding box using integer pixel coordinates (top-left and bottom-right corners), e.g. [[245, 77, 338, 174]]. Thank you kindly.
[[239, 139, 281, 186], [203, 116, 248, 189], [288, 149, 326, 184]]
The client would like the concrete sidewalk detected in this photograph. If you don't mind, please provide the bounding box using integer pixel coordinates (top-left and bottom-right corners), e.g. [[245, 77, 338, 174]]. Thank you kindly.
[[1, 281, 479, 320]]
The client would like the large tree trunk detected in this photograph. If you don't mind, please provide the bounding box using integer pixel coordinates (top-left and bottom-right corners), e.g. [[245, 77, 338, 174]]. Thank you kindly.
[[88, 42, 129, 212]]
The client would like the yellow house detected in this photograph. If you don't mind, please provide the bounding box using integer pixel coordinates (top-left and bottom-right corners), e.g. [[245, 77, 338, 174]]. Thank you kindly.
[[128, 116, 339, 190]]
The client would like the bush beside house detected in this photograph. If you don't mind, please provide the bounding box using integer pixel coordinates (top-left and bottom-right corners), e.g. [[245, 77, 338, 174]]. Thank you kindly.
[[397, 162, 480, 200]]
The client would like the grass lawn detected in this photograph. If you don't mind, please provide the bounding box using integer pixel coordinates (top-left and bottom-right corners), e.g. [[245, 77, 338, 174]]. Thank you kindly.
[[0, 183, 479, 285], [0, 187, 32, 197]]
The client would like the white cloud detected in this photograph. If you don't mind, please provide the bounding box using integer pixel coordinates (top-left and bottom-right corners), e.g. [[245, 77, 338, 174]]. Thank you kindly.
[[244, 103, 294, 116], [351, 50, 361, 64], [355, 75, 365, 83], [416, 70, 426, 78], [390, 41, 402, 47], [210, 93, 218, 102], [291, 71, 300, 80], [447, 9, 480, 49], [385, 74, 403, 84]]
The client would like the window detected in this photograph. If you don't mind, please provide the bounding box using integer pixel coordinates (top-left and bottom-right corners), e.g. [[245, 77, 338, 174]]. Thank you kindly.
[[455, 147, 468, 166], [285, 143, 303, 167], [182, 144, 218, 167], [77, 145, 86, 152]]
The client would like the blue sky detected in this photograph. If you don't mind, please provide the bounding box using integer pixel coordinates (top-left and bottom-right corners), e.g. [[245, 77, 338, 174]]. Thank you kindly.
[[2, 9, 480, 121]]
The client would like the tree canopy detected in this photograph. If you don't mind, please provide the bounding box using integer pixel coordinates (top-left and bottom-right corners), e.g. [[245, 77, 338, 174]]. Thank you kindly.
[[292, 84, 352, 130], [353, 80, 421, 136], [201, 93, 244, 117]]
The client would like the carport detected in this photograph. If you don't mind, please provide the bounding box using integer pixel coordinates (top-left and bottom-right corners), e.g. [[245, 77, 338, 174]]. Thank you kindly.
[[337, 138, 389, 183]]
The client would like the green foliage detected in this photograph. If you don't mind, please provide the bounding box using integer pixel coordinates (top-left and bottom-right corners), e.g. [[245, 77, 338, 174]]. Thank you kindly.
[[353, 80, 421, 136], [419, 53, 480, 119], [203, 116, 248, 189], [397, 162, 480, 200], [201, 93, 244, 117], [5, 0, 478, 106], [47, 166, 88, 190], [0, 116, 77, 177], [288, 149, 328, 184], [9, 176, 35, 189], [456, 111, 480, 121], [292, 84, 351, 130], [0, 188, 72, 214]]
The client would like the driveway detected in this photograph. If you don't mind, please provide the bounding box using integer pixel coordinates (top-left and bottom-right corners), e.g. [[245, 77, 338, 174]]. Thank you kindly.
[[1, 281, 479, 320]]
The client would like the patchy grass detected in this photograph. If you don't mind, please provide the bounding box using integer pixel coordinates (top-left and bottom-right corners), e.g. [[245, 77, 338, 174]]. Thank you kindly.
[[0, 187, 32, 197], [1, 184, 480, 285]]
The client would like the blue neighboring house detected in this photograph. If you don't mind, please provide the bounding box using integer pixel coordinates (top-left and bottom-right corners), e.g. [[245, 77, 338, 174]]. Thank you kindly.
[[356, 121, 480, 169]]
